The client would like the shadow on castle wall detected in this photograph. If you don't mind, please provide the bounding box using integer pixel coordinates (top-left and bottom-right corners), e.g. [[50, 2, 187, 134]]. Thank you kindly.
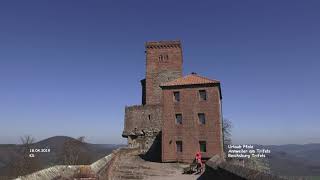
[[139, 132, 162, 162]]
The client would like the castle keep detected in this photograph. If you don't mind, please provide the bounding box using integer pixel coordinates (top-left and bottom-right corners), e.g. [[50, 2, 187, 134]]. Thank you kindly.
[[123, 40, 224, 162]]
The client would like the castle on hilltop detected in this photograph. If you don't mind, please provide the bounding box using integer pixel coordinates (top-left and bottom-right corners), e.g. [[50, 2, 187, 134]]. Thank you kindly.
[[122, 40, 224, 163]]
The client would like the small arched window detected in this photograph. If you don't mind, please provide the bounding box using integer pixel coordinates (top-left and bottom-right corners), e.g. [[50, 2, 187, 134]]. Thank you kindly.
[[158, 55, 163, 62], [158, 54, 169, 62]]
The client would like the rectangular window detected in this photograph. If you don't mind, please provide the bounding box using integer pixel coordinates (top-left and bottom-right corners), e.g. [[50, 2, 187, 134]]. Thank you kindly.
[[198, 113, 206, 124], [176, 141, 182, 152], [175, 114, 182, 124], [173, 91, 180, 102], [199, 141, 207, 152], [199, 90, 207, 101]]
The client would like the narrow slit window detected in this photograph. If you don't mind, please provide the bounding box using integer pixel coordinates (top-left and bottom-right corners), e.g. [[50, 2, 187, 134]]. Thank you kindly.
[[199, 141, 207, 152], [175, 114, 182, 124], [173, 91, 180, 102], [199, 90, 207, 101], [176, 141, 182, 152], [198, 113, 206, 124]]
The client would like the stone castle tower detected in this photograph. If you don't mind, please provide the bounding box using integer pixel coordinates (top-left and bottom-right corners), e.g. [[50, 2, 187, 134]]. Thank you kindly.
[[123, 40, 224, 163], [143, 41, 183, 105]]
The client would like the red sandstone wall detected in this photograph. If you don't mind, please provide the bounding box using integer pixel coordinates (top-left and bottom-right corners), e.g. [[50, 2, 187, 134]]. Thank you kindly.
[[145, 41, 183, 105], [161, 85, 223, 163]]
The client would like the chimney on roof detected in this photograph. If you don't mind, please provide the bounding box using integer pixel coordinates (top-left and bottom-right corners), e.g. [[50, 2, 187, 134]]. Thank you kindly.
[[191, 72, 197, 75]]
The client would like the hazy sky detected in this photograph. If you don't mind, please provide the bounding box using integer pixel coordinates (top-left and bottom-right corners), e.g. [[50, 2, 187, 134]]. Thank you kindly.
[[0, 0, 319, 145]]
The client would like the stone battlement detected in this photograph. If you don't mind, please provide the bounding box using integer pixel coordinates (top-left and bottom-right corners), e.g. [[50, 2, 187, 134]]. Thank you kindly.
[[145, 40, 181, 49]]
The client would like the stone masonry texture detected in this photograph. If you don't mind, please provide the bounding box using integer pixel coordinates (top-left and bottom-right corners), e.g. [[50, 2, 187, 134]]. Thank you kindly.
[[145, 41, 183, 105]]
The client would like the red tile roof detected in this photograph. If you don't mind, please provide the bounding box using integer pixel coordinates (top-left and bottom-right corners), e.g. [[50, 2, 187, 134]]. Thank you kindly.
[[160, 73, 220, 87]]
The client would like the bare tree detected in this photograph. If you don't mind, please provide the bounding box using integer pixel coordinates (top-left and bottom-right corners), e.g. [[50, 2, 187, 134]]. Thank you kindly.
[[10, 135, 40, 177], [222, 118, 232, 154], [62, 136, 90, 165], [20, 135, 35, 146]]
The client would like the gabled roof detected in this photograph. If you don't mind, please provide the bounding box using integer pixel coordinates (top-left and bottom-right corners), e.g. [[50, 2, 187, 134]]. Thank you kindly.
[[160, 73, 220, 87]]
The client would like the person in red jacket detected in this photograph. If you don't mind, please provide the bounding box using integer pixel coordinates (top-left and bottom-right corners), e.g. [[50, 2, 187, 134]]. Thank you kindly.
[[195, 151, 203, 173]]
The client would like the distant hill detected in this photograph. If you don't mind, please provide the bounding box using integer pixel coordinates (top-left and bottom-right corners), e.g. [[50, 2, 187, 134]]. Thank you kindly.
[[0, 136, 125, 179], [256, 144, 320, 177]]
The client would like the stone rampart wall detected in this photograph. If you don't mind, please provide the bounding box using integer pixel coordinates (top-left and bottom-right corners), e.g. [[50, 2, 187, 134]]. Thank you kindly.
[[202, 155, 287, 180], [15, 148, 139, 180], [123, 104, 162, 137]]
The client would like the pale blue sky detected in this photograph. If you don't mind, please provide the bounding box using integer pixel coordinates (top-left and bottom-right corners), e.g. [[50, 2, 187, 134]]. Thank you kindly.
[[0, 0, 319, 145]]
